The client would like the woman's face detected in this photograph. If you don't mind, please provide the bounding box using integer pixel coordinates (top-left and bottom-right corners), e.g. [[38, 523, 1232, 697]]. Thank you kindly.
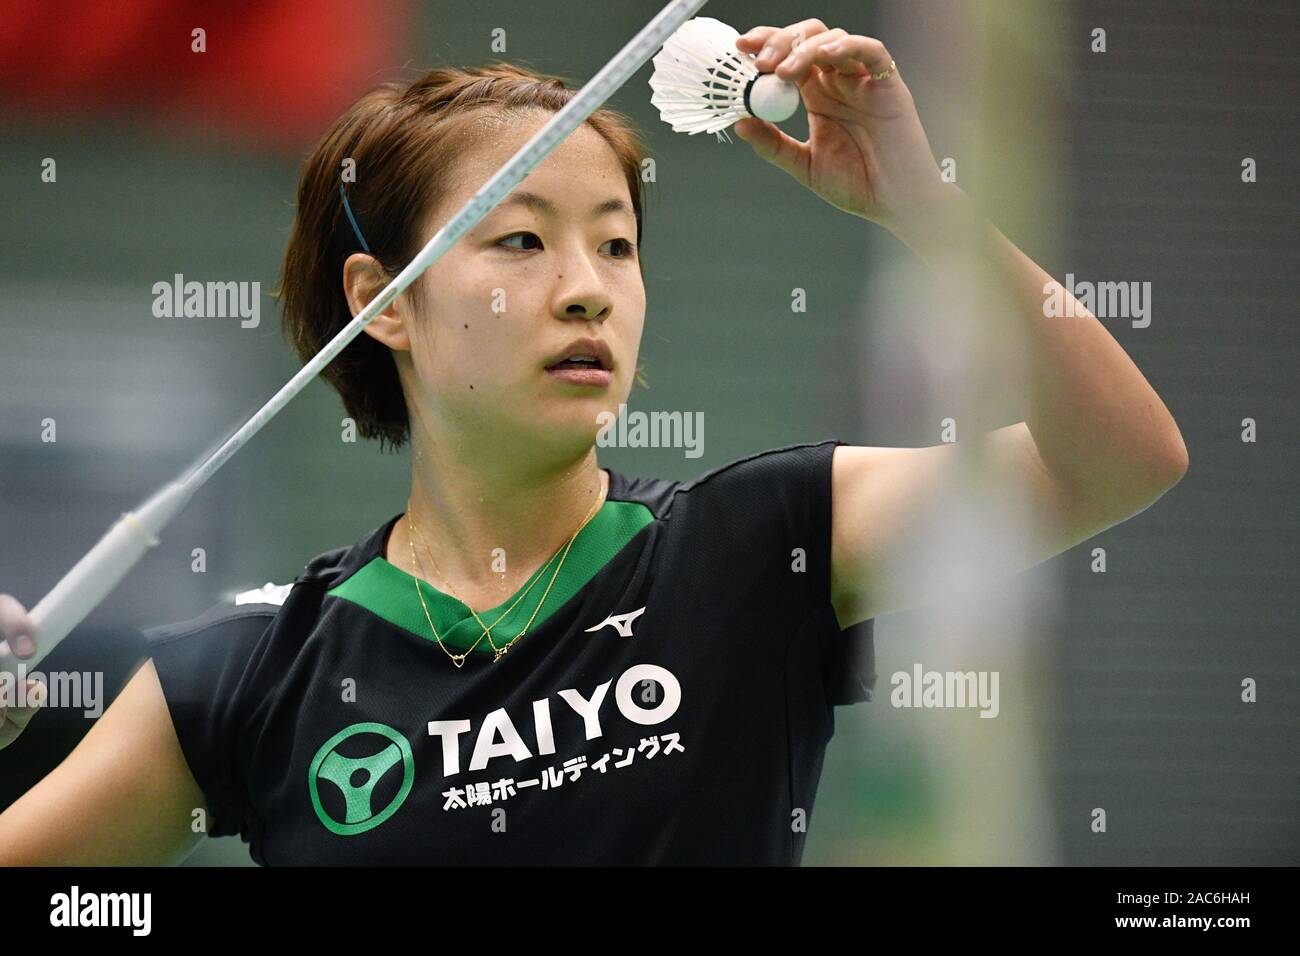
[[395, 112, 645, 461]]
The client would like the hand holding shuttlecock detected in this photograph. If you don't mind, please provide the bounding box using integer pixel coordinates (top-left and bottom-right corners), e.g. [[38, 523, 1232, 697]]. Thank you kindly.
[[651, 16, 956, 238], [649, 16, 801, 137]]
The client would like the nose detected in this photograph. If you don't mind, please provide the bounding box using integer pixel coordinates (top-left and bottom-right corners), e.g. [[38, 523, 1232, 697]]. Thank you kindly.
[[552, 243, 613, 323]]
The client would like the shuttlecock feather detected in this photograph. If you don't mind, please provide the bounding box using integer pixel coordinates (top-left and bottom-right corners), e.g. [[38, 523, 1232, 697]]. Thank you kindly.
[[649, 16, 802, 137]]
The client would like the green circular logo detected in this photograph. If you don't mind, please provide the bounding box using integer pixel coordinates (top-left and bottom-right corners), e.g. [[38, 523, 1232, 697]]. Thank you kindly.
[[308, 722, 415, 836]]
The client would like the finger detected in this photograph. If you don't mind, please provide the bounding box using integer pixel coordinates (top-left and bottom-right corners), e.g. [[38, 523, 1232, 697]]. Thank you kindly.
[[786, 31, 870, 79], [0, 594, 37, 658], [0, 680, 46, 748], [735, 26, 778, 53], [772, 29, 850, 84], [788, 34, 900, 86], [0, 593, 34, 638], [7, 680, 47, 730], [733, 117, 811, 187], [751, 18, 830, 73]]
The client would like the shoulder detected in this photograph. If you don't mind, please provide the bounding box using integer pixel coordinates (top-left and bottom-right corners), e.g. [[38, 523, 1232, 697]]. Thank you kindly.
[[143, 511, 399, 655], [142, 599, 275, 649], [142, 579, 301, 647], [609, 440, 846, 614], [679, 439, 843, 495], [671, 438, 844, 540], [142, 510, 398, 674], [609, 439, 845, 520], [141, 590, 286, 710]]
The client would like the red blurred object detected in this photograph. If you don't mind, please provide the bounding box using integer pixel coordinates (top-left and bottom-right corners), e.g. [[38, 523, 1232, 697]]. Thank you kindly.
[[0, 0, 413, 150]]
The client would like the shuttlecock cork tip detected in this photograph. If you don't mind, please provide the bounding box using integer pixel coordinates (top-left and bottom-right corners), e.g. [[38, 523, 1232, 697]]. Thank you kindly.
[[747, 74, 801, 124]]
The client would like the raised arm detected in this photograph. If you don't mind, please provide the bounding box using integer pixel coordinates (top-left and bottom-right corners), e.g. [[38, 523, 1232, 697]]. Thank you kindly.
[[830, 186, 1186, 625], [731, 19, 1186, 627]]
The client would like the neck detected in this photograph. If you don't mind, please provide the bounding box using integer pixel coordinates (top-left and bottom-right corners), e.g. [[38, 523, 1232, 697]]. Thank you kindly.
[[388, 433, 607, 612]]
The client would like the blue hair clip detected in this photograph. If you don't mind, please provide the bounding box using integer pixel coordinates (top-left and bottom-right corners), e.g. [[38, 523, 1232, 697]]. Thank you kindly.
[[338, 179, 372, 254]]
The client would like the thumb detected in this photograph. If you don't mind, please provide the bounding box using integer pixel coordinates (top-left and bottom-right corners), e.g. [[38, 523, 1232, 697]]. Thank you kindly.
[[732, 118, 808, 184]]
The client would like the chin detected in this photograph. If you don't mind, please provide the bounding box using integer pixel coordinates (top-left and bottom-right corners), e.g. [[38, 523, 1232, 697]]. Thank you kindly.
[[503, 405, 603, 455], [522, 378, 628, 439], [555, 412, 609, 448]]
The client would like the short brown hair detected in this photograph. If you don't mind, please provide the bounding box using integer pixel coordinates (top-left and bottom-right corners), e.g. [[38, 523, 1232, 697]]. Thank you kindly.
[[275, 63, 650, 453]]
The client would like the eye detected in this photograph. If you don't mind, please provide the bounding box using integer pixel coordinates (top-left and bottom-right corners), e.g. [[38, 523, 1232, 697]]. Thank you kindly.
[[603, 238, 637, 258], [498, 231, 542, 251]]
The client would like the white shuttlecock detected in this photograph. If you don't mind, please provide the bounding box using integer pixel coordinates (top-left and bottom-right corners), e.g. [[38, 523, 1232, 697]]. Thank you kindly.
[[649, 16, 802, 136]]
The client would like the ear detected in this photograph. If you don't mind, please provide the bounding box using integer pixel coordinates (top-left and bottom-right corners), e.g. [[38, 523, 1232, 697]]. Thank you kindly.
[[344, 252, 412, 352]]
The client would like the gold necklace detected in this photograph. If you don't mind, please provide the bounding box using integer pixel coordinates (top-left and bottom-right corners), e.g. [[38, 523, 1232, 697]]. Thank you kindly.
[[407, 534, 512, 666], [410, 494, 601, 664], [409, 520, 558, 656], [452, 485, 602, 659], [405, 479, 605, 666]]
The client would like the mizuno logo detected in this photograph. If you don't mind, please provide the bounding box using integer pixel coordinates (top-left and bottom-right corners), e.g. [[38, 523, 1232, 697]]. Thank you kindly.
[[584, 606, 646, 637]]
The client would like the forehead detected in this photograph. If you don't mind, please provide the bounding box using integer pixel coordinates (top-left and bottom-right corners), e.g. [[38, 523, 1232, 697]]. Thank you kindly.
[[437, 112, 631, 219]]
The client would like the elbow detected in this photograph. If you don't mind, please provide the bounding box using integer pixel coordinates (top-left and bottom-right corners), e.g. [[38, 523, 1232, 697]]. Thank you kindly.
[[1049, 424, 1189, 536], [1155, 427, 1190, 492], [1075, 431, 1189, 530], [1123, 430, 1187, 516]]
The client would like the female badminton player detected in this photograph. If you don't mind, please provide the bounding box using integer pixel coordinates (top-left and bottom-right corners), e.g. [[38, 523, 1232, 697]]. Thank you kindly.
[[0, 19, 1187, 865]]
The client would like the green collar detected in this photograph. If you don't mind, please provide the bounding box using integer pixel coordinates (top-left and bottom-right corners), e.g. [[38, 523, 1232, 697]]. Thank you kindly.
[[327, 499, 654, 653]]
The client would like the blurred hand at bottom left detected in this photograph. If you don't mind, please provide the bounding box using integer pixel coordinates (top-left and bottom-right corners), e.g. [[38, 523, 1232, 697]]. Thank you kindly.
[[0, 594, 48, 750]]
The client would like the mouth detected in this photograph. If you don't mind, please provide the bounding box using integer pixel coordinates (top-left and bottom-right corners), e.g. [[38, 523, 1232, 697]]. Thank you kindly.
[[544, 336, 614, 388]]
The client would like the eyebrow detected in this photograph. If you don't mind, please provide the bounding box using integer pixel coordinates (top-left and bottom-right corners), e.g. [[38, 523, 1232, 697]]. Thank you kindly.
[[498, 190, 634, 220]]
